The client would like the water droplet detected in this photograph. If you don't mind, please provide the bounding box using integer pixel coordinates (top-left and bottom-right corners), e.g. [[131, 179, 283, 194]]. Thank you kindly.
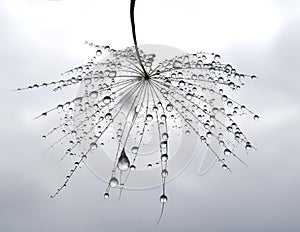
[[105, 113, 112, 120], [160, 141, 167, 149], [109, 71, 116, 78], [160, 194, 168, 203], [227, 101, 233, 107], [103, 96, 111, 104], [71, 130, 77, 136], [162, 132, 169, 140], [185, 93, 193, 100], [161, 154, 168, 162], [222, 164, 229, 170], [130, 165, 136, 170], [173, 60, 183, 68], [161, 169, 168, 178], [90, 142, 98, 150], [146, 114, 153, 121], [179, 80, 185, 87], [253, 115, 259, 121], [166, 104, 173, 112], [221, 95, 228, 101], [89, 91, 98, 99], [96, 50, 102, 56], [104, 192, 109, 199], [214, 54, 221, 61], [245, 142, 252, 151], [117, 149, 130, 171], [109, 177, 119, 188], [131, 146, 138, 154], [224, 148, 231, 156], [206, 131, 212, 138]]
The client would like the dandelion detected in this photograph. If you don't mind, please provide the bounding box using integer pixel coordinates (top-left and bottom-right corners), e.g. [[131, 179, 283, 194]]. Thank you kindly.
[[18, 0, 258, 224]]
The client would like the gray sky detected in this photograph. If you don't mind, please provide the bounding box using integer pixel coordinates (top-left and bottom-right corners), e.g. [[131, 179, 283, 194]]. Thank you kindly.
[[0, 0, 300, 231]]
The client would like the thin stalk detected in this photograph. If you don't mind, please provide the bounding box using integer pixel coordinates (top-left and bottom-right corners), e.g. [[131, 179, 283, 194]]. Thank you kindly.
[[130, 0, 150, 80]]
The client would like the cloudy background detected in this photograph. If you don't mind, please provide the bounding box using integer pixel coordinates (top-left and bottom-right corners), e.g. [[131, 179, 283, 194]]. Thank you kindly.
[[0, 0, 300, 231]]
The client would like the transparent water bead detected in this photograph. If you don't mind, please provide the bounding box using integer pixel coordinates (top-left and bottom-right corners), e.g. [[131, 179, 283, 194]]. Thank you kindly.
[[160, 194, 168, 203], [109, 177, 119, 188], [117, 149, 130, 171]]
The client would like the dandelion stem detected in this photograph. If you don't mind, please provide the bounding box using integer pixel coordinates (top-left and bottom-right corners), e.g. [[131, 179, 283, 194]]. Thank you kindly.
[[130, 0, 149, 80]]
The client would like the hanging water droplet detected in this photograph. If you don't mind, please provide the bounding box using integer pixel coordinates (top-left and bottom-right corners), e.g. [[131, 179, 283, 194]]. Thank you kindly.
[[166, 104, 173, 112], [105, 113, 112, 120], [104, 192, 109, 199], [109, 71, 116, 78], [89, 91, 98, 99], [245, 142, 252, 151], [221, 95, 228, 101], [162, 132, 169, 140], [227, 101, 233, 107], [109, 177, 119, 188], [117, 149, 130, 171], [131, 146, 138, 154], [179, 80, 185, 87], [253, 115, 259, 121], [161, 169, 168, 178], [222, 164, 229, 170], [224, 148, 231, 156], [146, 114, 153, 121], [96, 50, 102, 56], [161, 154, 168, 162], [103, 96, 111, 104], [160, 194, 168, 203], [214, 54, 221, 61], [130, 164, 136, 170], [173, 60, 183, 68], [90, 142, 98, 150]]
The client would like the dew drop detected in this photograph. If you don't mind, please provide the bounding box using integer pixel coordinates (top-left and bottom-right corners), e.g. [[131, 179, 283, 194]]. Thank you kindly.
[[109, 177, 119, 188], [104, 192, 109, 199], [103, 96, 111, 104], [253, 115, 259, 121], [89, 91, 98, 99], [166, 104, 173, 112], [162, 132, 169, 140], [96, 50, 102, 56], [146, 114, 153, 121], [224, 148, 231, 156], [160, 194, 168, 203], [117, 149, 130, 171], [161, 169, 168, 178], [161, 154, 168, 162], [105, 113, 112, 120], [222, 164, 229, 170], [173, 60, 183, 68], [214, 54, 221, 61], [90, 142, 98, 150], [131, 146, 138, 154]]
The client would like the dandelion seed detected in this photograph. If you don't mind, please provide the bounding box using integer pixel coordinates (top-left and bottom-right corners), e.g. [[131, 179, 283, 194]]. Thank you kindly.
[[20, 0, 259, 224]]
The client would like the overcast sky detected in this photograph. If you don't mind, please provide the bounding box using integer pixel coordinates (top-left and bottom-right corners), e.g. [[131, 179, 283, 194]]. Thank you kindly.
[[0, 0, 300, 231]]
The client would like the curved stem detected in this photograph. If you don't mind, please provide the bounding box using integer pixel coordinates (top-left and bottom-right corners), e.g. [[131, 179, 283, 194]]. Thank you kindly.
[[130, 0, 150, 80]]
